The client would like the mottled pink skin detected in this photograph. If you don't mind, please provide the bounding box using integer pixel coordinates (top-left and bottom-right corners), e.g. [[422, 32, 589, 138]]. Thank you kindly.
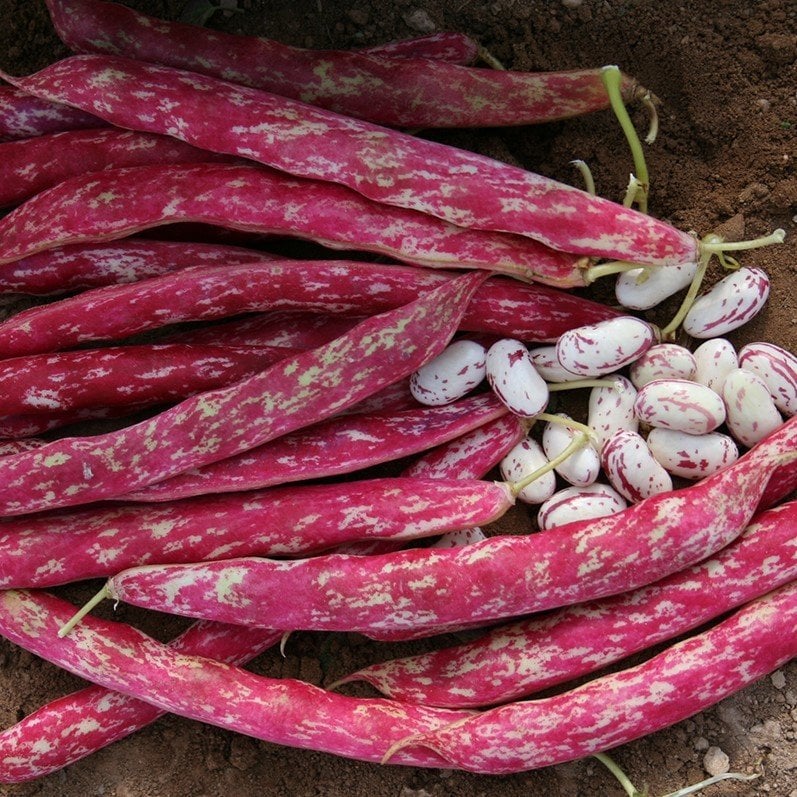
[[0, 344, 298, 415], [355, 32, 479, 63], [0, 271, 485, 516], [2, 55, 698, 267], [391, 580, 797, 773], [0, 238, 269, 295], [46, 0, 639, 129], [628, 343, 696, 389], [0, 162, 579, 285], [0, 477, 513, 588], [739, 341, 797, 417], [601, 430, 673, 503], [0, 84, 104, 139], [556, 316, 656, 377], [536, 483, 627, 529], [123, 393, 508, 502], [485, 339, 549, 417], [0, 128, 236, 208], [0, 439, 49, 456], [104, 417, 797, 636], [0, 620, 282, 783], [683, 267, 771, 338], [0, 405, 148, 439], [339, 500, 797, 708], [634, 379, 726, 435], [0, 591, 463, 770], [0, 261, 619, 359]]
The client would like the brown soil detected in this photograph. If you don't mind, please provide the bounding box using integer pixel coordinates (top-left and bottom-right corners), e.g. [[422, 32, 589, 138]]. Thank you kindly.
[[0, 1, 795, 796]]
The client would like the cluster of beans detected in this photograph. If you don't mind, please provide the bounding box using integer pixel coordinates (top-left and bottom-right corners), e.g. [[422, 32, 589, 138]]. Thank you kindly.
[[411, 264, 795, 529]]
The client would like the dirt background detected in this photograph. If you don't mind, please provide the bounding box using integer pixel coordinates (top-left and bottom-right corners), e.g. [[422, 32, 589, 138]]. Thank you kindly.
[[0, 0, 795, 795]]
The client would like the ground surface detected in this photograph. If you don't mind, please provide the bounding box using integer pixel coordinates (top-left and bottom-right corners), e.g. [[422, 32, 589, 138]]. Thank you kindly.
[[0, 0, 795, 795]]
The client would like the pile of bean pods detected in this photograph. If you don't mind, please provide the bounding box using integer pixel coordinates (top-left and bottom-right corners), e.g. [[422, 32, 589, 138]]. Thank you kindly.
[[0, 0, 794, 791]]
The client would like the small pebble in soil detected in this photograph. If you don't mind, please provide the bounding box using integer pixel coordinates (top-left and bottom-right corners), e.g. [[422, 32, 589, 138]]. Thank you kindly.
[[771, 670, 787, 689], [703, 746, 730, 776]]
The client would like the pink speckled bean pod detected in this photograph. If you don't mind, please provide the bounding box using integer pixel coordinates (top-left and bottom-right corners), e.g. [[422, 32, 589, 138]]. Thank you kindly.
[[0, 590, 465, 771], [95, 417, 797, 636], [0, 128, 237, 208], [46, 0, 642, 130], [355, 32, 479, 63], [0, 84, 104, 139], [337, 500, 797, 707], [123, 393, 508, 502], [0, 260, 618, 359], [0, 162, 579, 285], [2, 54, 697, 267], [0, 238, 269, 295], [0, 620, 283, 784], [0, 476, 513, 588], [0, 343, 298, 415], [387, 579, 797, 772], [0, 270, 485, 516]]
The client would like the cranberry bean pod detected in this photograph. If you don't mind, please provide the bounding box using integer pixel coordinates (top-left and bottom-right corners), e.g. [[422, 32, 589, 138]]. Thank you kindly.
[[601, 430, 673, 503], [682, 266, 771, 338], [2, 55, 698, 267], [0, 590, 465, 770], [556, 316, 657, 377], [0, 238, 269, 295], [124, 393, 508, 502], [356, 32, 479, 63], [389, 579, 797, 773], [0, 406, 145, 440], [536, 483, 627, 529], [0, 270, 485, 516], [0, 621, 283, 783], [410, 340, 486, 406], [485, 339, 549, 417], [722, 368, 784, 448], [96, 417, 797, 636], [646, 428, 739, 479], [0, 261, 617, 359], [0, 85, 104, 139], [0, 162, 581, 285], [0, 344, 300, 415], [0, 477, 514, 588], [634, 379, 726, 435], [46, 0, 642, 129], [628, 343, 696, 389], [338, 500, 797, 707], [738, 341, 797, 417], [692, 337, 738, 393], [587, 375, 639, 451], [0, 129, 238, 208]]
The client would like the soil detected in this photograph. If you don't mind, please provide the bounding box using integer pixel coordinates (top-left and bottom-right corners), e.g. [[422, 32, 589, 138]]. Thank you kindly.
[[0, 0, 795, 796]]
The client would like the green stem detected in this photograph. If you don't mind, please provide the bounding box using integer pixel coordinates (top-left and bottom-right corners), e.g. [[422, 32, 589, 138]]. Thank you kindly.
[[571, 159, 596, 196], [58, 584, 112, 638], [584, 259, 645, 283], [641, 92, 660, 144], [547, 378, 617, 391], [660, 772, 760, 797], [593, 752, 641, 797], [622, 174, 643, 208], [601, 65, 649, 213], [510, 430, 590, 498], [659, 252, 711, 339]]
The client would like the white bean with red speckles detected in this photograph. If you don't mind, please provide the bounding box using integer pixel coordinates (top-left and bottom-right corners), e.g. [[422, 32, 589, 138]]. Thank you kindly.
[[430, 527, 488, 549], [722, 368, 783, 448], [485, 339, 549, 417], [600, 430, 673, 503], [635, 379, 726, 435], [528, 345, 585, 383], [541, 414, 600, 487], [693, 338, 738, 393], [738, 341, 797, 417], [647, 428, 739, 480], [556, 316, 656, 377], [499, 437, 555, 505], [629, 343, 696, 389], [683, 267, 770, 338], [614, 262, 698, 310], [537, 483, 627, 530], [587, 375, 638, 452], [409, 339, 486, 406]]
